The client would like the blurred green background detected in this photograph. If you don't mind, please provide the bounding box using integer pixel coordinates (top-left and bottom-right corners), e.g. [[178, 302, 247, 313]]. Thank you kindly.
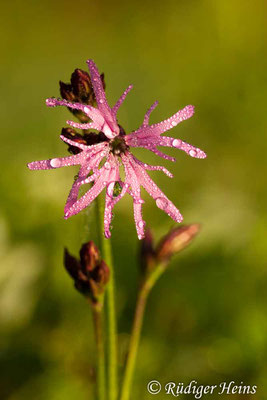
[[1, 0, 267, 399]]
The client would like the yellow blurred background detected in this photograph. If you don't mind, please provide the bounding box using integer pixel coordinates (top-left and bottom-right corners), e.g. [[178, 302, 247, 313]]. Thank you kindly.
[[1, 0, 267, 399]]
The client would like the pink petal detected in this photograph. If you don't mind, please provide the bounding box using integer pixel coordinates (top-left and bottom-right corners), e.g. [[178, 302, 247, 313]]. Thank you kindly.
[[132, 156, 173, 177], [27, 152, 82, 170], [46, 98, 105, 128], [60, 136, 108, 154], [142, 101, 158, 127], [87, 60, 119, 138], [132, 105, 195, 137], [64, 148, 107, 212], [122, 153, 183, 228], [64, 154, 117, 218], [66, 120, 102, 131], [112, 85, 133, 117], [103, 161, 121, 238], [159, 136, 207, 159], [121, 154, 146, 239]]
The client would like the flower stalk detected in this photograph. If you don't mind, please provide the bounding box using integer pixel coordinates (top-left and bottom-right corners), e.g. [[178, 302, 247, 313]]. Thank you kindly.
[[120, 224, 201, 400], [120, 262, 165, 400], [92, 303, 106, 400], [96, 194, 118, 400]]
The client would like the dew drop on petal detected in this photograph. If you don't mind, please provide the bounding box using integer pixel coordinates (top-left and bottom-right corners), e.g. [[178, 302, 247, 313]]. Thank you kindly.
[[156, 197, 168, 210], [171, 121, 177, 127], [138, 220, 145, 229], [99, 99, 104, 104], [134, 199, 144, 204], [107, 182, 114, 197], [84, 106, 89, 114], [172, 139, 182, 148], [104, 161, 111, 169], [189, 149, 197, 157], [138, 234, 143, 240], [50, 158, 62, 168], [104, 230, 111, 239]]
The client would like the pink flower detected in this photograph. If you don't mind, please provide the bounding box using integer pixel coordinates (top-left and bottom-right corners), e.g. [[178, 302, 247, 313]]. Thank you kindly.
[[28, 60, 206, 239]]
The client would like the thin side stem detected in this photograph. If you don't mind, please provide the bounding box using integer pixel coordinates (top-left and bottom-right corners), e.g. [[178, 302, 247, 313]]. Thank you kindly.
[[92, 307, 106, 400], [120, 284, 149, 400], [96, 194, 118, 400], [120, 264, 166, 400]]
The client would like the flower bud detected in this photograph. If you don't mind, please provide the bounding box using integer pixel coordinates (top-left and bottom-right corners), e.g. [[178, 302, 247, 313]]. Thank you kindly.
[[89, 260, 110, 298], [71, 69, 92, 102], [64, 248, 81, 280], [80, 241, 100, 273], [59, 81, 76, 102], [63, 242, 110, 305], [156, 224, 201, 262]]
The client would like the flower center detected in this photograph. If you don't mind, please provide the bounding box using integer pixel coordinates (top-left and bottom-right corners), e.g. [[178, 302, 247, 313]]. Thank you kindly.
[[109, 126, 128, 155]]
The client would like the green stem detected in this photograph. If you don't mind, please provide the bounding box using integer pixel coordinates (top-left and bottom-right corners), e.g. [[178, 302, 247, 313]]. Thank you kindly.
[[120, 263, 166, 400], [96, 195, 118, 400], [92, 306, 106, 400]]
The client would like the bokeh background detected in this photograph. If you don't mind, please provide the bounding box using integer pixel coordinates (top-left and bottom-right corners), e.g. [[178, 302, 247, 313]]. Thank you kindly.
[[1, 0, 267, 399]]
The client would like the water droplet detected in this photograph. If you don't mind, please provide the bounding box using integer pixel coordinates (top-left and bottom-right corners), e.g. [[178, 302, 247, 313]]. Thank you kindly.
[[99, 99, 104, 104], [46, 99, 53, 106], [189, 149, 197, 157], [84, 106, 89, 113], [50, 158, 61, 168], [104, 161, 111, 169], [134, 199, 144, 204], [172, 139, 181, 148], [171, 120, 177, 127], [138, 220, 145, 229], [107, 182, 114, 197], [156, 197, 168, 210]]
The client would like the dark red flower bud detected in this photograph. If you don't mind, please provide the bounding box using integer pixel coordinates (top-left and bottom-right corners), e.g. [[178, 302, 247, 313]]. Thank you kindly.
[[80, 241, 100, 274], [64, 248, 81, 280], [89, 260, 110, 299], [71, 69, 92, 102], [58, 68, 106, 124], [59, 81, 76, 102], [64, 242, 109, 305]]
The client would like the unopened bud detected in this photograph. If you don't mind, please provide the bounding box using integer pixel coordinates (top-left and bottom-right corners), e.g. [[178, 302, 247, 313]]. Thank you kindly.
[[59, 68, 106, 123], [89, 260, 110, 299], [80, 241, 100, 273], [156, 224, 201, 262], [59, 81, 76, 101], [64, 248, 81, 280], [63, 242, 109, 305], [71, 69, 92, 101]]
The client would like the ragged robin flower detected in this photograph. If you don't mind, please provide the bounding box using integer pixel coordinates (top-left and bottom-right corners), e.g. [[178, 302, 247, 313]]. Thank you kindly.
[[28, 60, 206, 239]]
